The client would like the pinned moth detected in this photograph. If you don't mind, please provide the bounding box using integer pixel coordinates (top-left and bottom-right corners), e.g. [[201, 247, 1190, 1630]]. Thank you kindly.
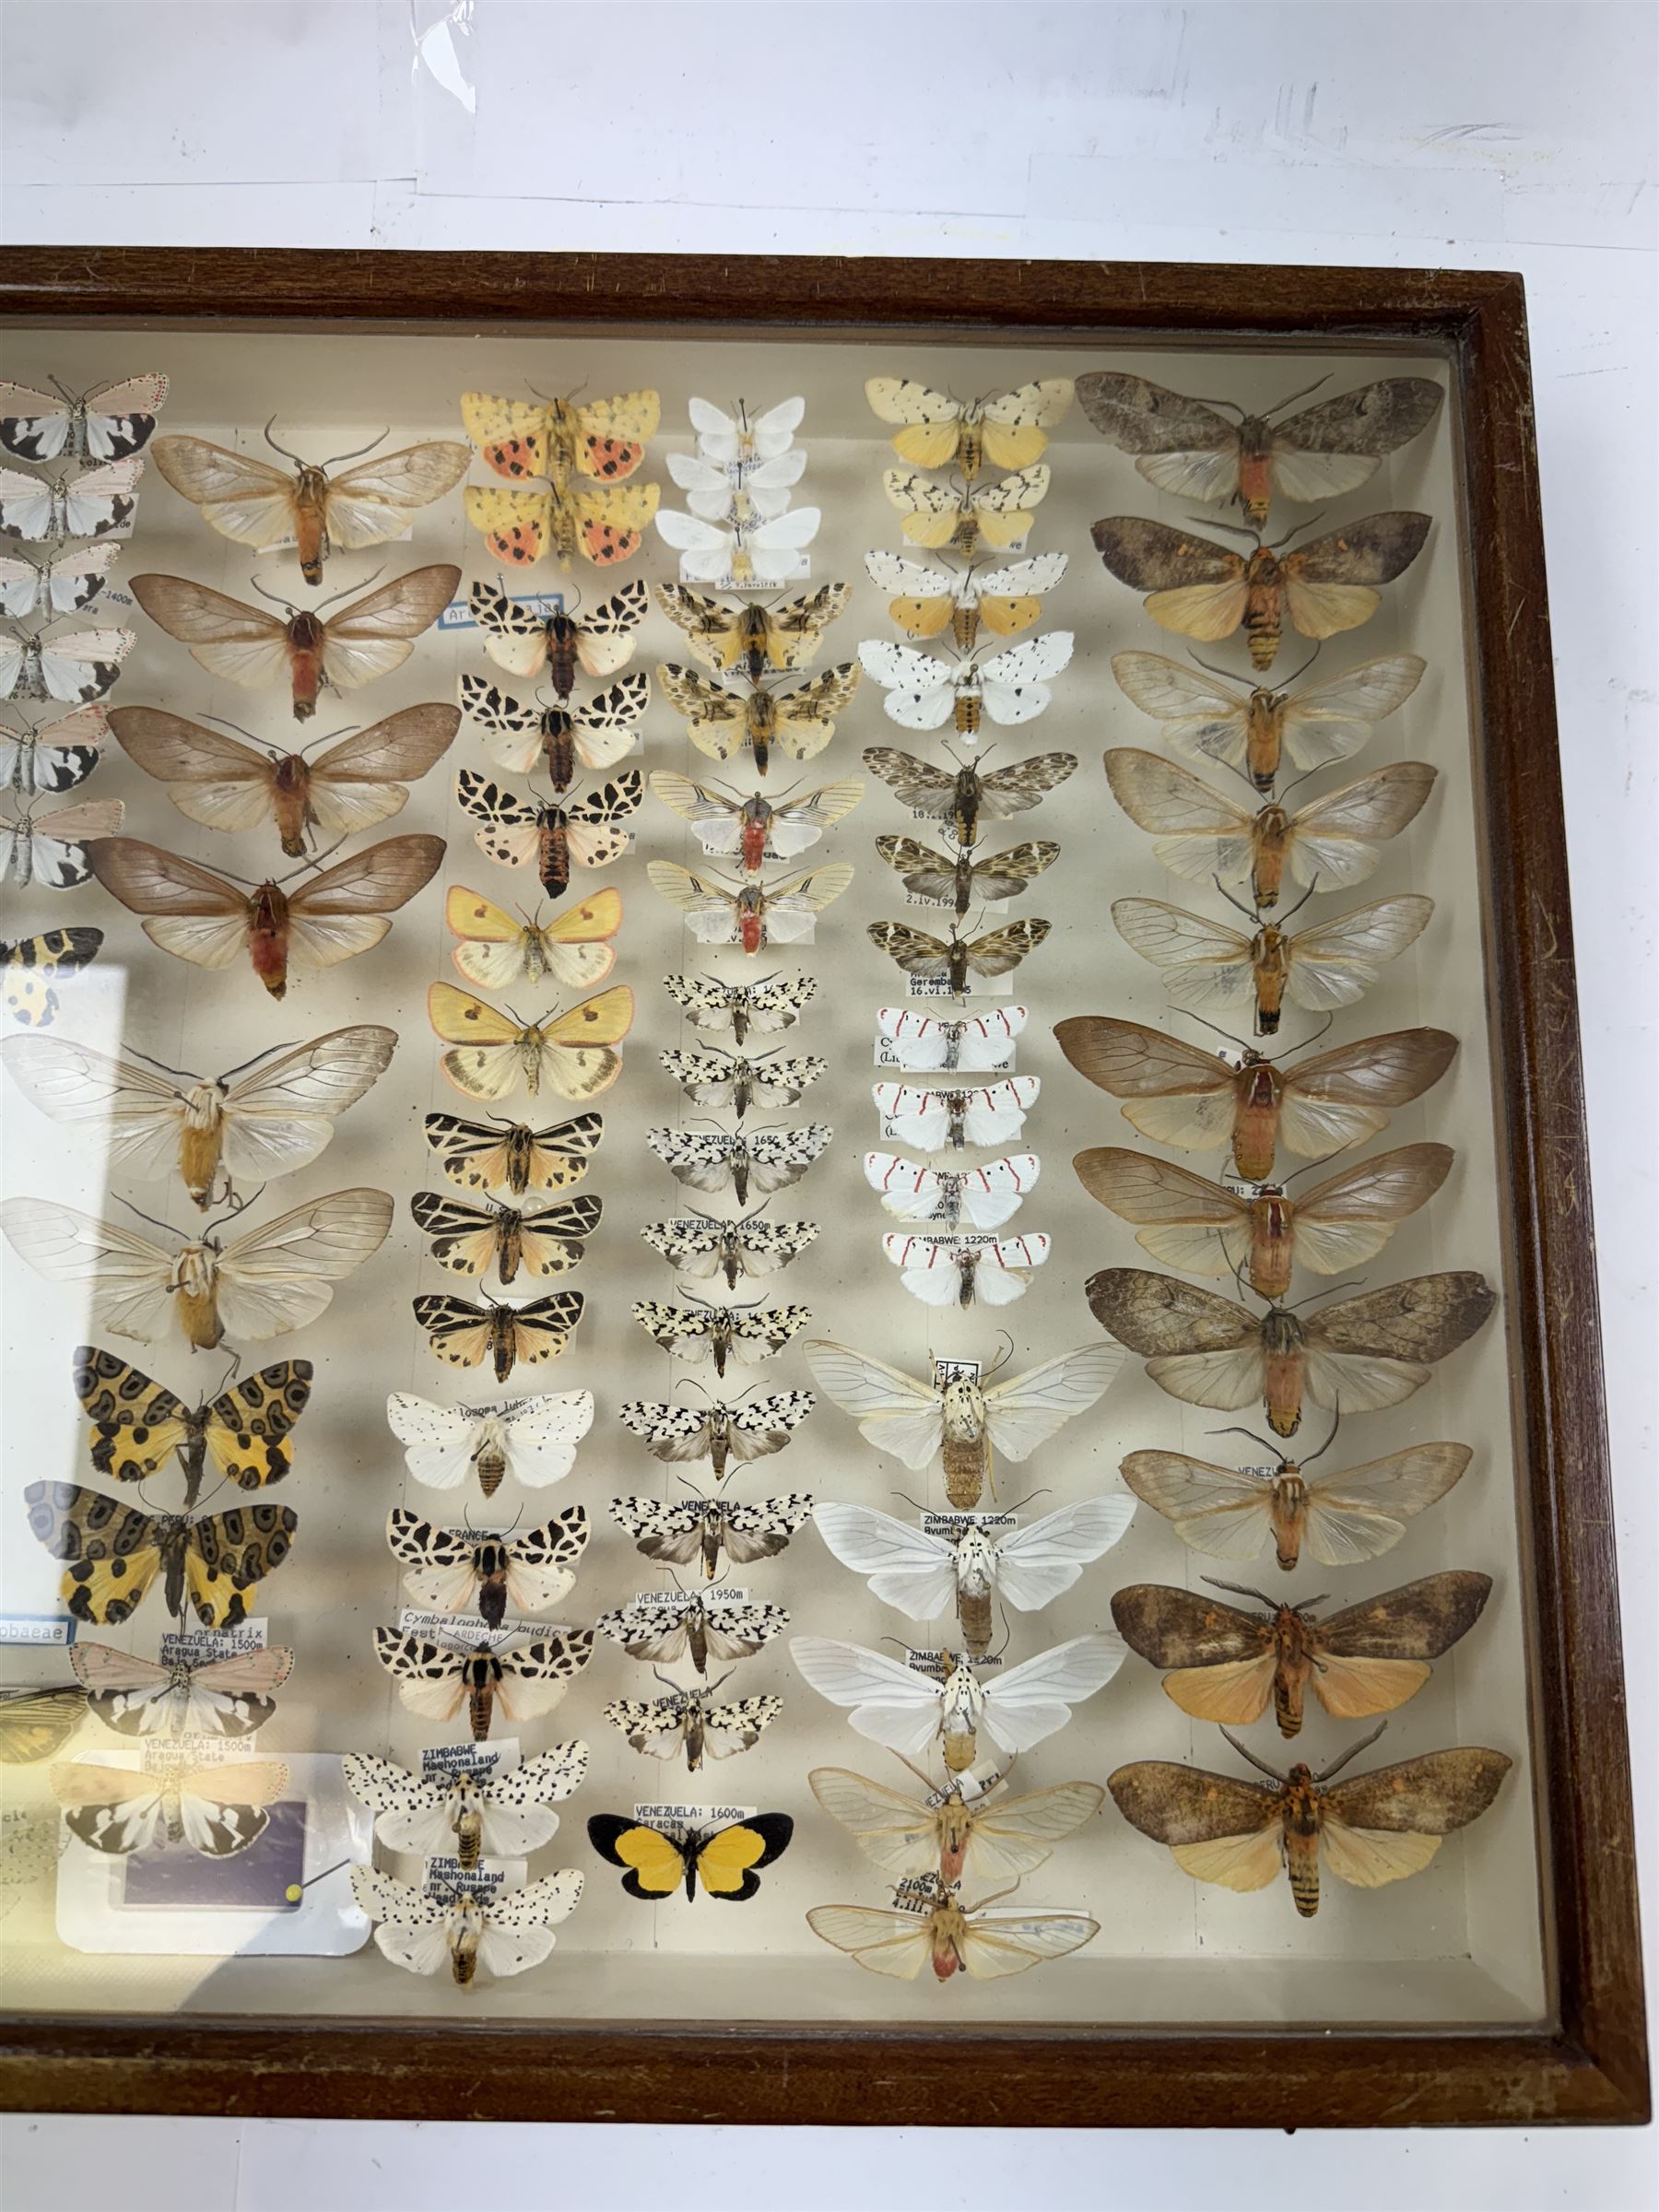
[[444, 884, 621, 994], [0, 1187, 393, 1350], [814, 1496, 1135, 1656], [373, 1625, 594, 1740], [0, 624, 134, 707], [641, 1210, 819, 1289], [0, 1688, 88, 1766], [412, 1288, 585, 1384], [874, 836, 1058, 917], [422, 1107, 604, 1198], [0, 797, 124, 888], [466, 577, 647, 695], [867, 919, 1051, 995], [647, 1124, 831, 1207], [0, 704, 109, 797], [108, 702, 460, 860], [877, 1005, 1027, 1072], [73, 1345, 312, 1504], [427, 980, 633, 1102], [659, 1044, 826, 1119], [859, 632, 1073, 738], [462, 386, 659, 488], [386, 1504, 590, 1627], [386, 1388, 594, 1496], [1086, 1265, 1497, 1438], [648, 769, 864, 874], [455, 765, 642, 900], [69, 1639, 293, 1740], [0, 926, 103, 1028], [53, 1752, 289, 1859], [646, 858, 854, 954], [0, 457, 143, 542], [594, 1591, 790, 1677], [863, 1152, 1041, 1230], [805, 1338, 1123, 1510], [587, 1811, 794, 1901], [630, 1298, 812, 1380], [465, 471, 659, 570], [617, 1390, 815, 1484], [809, 1875, 1099, 1983], [874, 1077, 1040, 1151], [609, 1493, 814, 1581], [1112, 1569, 1492, 1736], [459, 670, 648, 787], [883, 465, 1050, 556], [410, 1188, 602, 1283], [686, 395, 804, 466], [881, 1231, 1051, 1309], [662, 971, 817, 1043], [25, 1483, 297, 1629], [866, 377, 1073, 477], [605, 1682, 782, 1771], [865, 550, 1068, 652], [351, 1865, 584, 1983], [1052, 1015, 1458, 1183], [863, 744, 1077, 845], [654, 503, 819, 588], [1109, 1723, 1511, 1918], [656, 581, 848, 679], [657, 659, 860, 776], [345, 1742, 587, 1868], [0, 544, 120, 621], [0, 372, 168, 462], [129, 564, 462, 721], [809, 1764, 1104, 1888], [2, 1022, 397, 1208]]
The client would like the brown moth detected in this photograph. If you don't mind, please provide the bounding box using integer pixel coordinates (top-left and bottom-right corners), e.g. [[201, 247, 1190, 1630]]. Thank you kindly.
[[1075, 374, 1442, 525], [863, 745, 1077, 846], [874, 834, 1059, 917], [1073, 1141, 1453, 1299], [1053, 1016, 1457, 1182], [1109, 1724, 1512, 1917], [867, 917, 1050, 994], [1111, 1570, 1492, 1736], [1091, 513, 1430, 671], [1085, 1266, 1497, 1438]]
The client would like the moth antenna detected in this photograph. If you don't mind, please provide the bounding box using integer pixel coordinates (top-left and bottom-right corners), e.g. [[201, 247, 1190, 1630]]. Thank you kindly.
[[1175, 1007, 1254, 1058], [275, 835, 348, 886], [312, 567, 386, 618], [891, 1488, 928, 1515], [1004, 1487, 1048, 1514], [1207, 1425, 1285, 1460], [1177, 390, 1248, 419], [299, 722, 361, 759], [49, 372, 78, 405], [1201, 1576, 1278, 1610], [1288, 1275, 1367, 1312], [316, 429, 389, 472], [984, 1333, 1016, 1380], [1262, 375, 1331, 419], [704, 1668, 734, 1698], [1189, 513, 1261, 546], [1301, 1412, 1341, 1466], [649, 1666, 678, 1692], [200, 713, 278, 754], [262, 418, 305, 466], [1276, 876, 1321, 927], [115, 1194, 186, 1241], [212, 1350, 242, 1398], [1315, 1720, 1389, 1782], [971, 1880, 1025, 1912], [1279, 1014, 1336, 1061], [1220, 1726, 1287, 1781], [1269, 513, 1323, 553], [1212, 874, 1262, 924], [205, 1182, 264, 1234], [1276, 761, 1320, 804], [1277, 645, 1323, 688], [120, 1041, 199, 1082], [248, 574, 300, 617], [894, 1753, 935, 1792]]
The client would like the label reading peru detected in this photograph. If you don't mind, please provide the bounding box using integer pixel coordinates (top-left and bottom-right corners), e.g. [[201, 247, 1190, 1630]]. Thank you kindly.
[[633, 1803, 755, 1827], [419, 1739, 521, 1781], [159, 1619, 266, 1665], [0, 1615, 74, 1646]]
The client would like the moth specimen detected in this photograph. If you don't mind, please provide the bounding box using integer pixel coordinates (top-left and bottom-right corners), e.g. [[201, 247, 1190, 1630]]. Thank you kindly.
[[609, 1493, 814, 1580], [444, 883, 621, 993], [641, 1210, 819, 1289], [1052, 1015, 1458, 1182], [0, 626, 133, 706], [351, 1865, 584, 1982], [0, 1187, 393, 1349], [108, 702, 460, 858], [874, 836, 1058, 917], [1, 704, 109, 795], [646, 1124, 831, 1206], [630, 1299, 812, 1380], [877, 1005, 1026, 1071], [648, 769, 864, 872], [867, 918, 1051, 994], [655, 503, 821, 587], [1074, 1141, 1453, 1298], [617, 1390, 816, 1483], [1121, 1435, 1473, 1571], [663, 971, 817, 1042], [860, 632, 1073, 738], [373, 1627, 594, 1740], [809, 1765, 1104, 1887], [467, 576, 647, 694], [129, 564, 462, 720], [0, 545, 120, 621], [587, 1811, 794, 1901], [789, 1633, 1124, 1771], [385, 1387, 595, 1496], [686, 395, 804, 465], [657, 659, 860, 775], [427, 981, 633, 1102], [0, 458, 142, 541], [1112, 1569, 1491, 1735], [805, 1338, 1122, 1509], [0, 373, 169, 462], [656, 581, 849, 677], [882, 1231, 1050, 1309], [345, 1743, 587, 1867], [1086, 1266, 1497, 1436], [69, 1639, 293, 1739], [0, 925, 102, 1027], [460, 670, 648, 786], [25, 1483, 297, 1628], [1112, 649, 1425, 793], [1103, 749, 1436, 908], [412, 1288, 585, 1383], [411, 1190, 602, 1282], [455, 766, 642, 899], [149, 426, 469, 582], [866, 377, 1073, 477], [1112, 890, 1433, 1035], [386, 1504, 589, 1627], [865, 550, 1068, 652], [883, 465, 1050, 555], [594, 1593, 790, 1677], [864, 1152, 1041, 1230], [1091, 513, 1430, 671], [605, 1683, 782, 1771], [2, 1022, 397, 1208], [862, 745, 1077, 845], [0, 797, 124, 887], [808, 1877, 1098, 1983], [1109, 1724, 1511, 1916], [462, 384, 659, 565], [53, 1752, 289, 1858], [1075, 372, 1441, 524], [86, 831, 445, 999], [422, 1107, 604, 1198], [658, 1044, 826, 1119], [645, 858, 853, 953], [813, 1496, 1135, 1655], [874, 1077, 1040, 1151], [74, 1345, 312, 1503]]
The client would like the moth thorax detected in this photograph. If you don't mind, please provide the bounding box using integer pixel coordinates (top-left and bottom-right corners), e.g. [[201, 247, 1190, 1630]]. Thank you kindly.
[[249, 882, 291, 998], [180, 1088, 228, 1206], [1250, 925, 1288, 1035], [953, 690, 982, 736], [736, 607, 769, 677], [686, 1608, 710, 1675], [538, 818, 571, 898], [932, 1901, 968, 1979], [1260, 1306, 1307, 1439], [1270, 1470, 1308, 1570], [503, 1127, 534, 1196], [938, 1804, 973, 1885], [488, 1311, 517, 1383], [1235, 424, 1276, 528], [547, 618, 580, 700], [955, 1251, 980, 1309], [707, 1414, 732, 1482], [1232, 1061, 1283, 1182], [1272, 1610, 1312, 1737], [171, 1245, 225, 1349], [950, 605, 980, 653], [453, 1794, 486, 1870], [1241, 551, 1285, 672], [957, 1587, 994, 1656], [287, 608, 325, 653], [542, 720, 576, 792], [291, 470, 330, 582], [1244, 691, 1285, 792], [477, 1546, 511, 1629], [1247, 1189, 1294, 1301], [1250, 808, 1290, 909]]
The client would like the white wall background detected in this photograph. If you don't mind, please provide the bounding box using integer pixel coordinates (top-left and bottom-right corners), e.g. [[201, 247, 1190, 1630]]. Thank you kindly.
[[0, 1, 1653, 2205]]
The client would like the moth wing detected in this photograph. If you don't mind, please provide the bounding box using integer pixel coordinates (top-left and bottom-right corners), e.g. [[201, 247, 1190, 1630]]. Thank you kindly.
[[1090, 519, 1247, 636], [0, 1033, 188, 1182], [963, 1781, 1107, 1885], [1300, 1443, 1473, 1569], [1316, 1818, 1443, 1889], [1111, 900, 1256, 1011], [1, 1200, 174, 1339], [957, 1908, 1100, 1979], [1102, 747, 1256, 886], [992, 1497, 1136, 1612], [807, 1766, 940, 1878], [1270, 380, 1442, 502], [1073, 1147, 1247, 1277], [1282, 762, 1438, 891], [319, 565, 461, 689], [982, 1344, 1124, 1463], [1107, 1760, 1279, 1860], [806, 1903, 933, 1979], [1278, 654, 1426, 771], [811, 1502, 958, 1620], [979, 1634, 1127, 1755], [1288, 1142, 1453, 1275], [961, 921, 1049, 980], [1321, 1747, 1512, 1841], [219, 1024, 397, 1183], [283, 834, 444, 975], [1075, 371, 1239, 487], [323, 442, 472, 548], [1280, 515, 1430, 639], [147, 438, 300, 547], [128, 574, 292, 688], [1119, 1450, 1277, 1562], [211, 1187, 393, 1340], [788, 1636, 943, 1755], [306, 704, 461, 834], [803, 1340, 943, 1468], [1283, 896, 1435, 1012], [106, 707, 281, 831]]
